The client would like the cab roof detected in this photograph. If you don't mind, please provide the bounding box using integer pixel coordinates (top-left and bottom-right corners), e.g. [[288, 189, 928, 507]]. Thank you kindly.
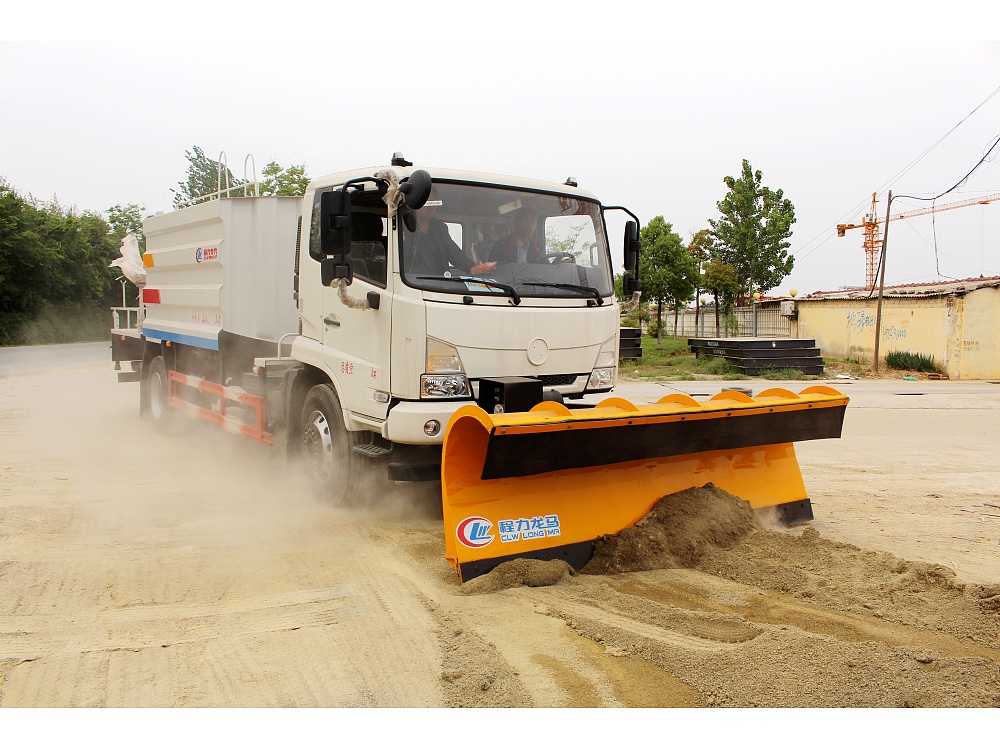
[[308, 165, 601, 203]]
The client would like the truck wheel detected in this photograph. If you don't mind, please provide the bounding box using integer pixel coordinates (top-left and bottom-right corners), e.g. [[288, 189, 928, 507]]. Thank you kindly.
[[300, 384, 360, 504], [147, 355, 174, 431]]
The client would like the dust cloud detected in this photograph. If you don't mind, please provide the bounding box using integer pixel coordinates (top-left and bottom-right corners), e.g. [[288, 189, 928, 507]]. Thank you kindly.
[[2, 362, 433, 583]]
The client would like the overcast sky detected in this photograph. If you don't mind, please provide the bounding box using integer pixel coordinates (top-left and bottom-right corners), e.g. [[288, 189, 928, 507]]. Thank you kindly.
[[4, 4, 999, 296]]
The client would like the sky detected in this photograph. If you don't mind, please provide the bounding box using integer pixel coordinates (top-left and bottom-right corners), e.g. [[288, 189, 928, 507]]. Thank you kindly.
[[3, 3, 999, 297]]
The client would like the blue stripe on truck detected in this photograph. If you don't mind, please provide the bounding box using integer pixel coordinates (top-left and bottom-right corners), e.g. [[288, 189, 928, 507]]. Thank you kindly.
[[142, 328, 220, 351]]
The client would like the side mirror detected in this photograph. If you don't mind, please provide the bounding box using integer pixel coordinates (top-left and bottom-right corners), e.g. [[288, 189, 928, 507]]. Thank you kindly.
[[401, 208, 417, 233], [623, 220, 640, 273], [320, 190, 351, 256], [319, 189, 353, 283], [399, 169, 432, 210]]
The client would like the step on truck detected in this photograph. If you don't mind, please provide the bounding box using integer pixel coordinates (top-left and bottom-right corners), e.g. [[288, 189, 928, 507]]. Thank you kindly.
[[111, 154, 848, 582]]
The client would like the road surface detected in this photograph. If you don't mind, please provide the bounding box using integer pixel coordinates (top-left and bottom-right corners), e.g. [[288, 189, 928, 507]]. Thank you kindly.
[[1, 344, 998, 707]]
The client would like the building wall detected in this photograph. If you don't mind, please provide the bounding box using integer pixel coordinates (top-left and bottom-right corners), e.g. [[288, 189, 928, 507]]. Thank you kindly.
[[957, 286, 1000, 379], [796, 287, 1000, 379]]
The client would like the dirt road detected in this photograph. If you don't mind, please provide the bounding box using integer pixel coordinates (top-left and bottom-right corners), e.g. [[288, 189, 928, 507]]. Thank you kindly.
[[1, 351, 998, 707]]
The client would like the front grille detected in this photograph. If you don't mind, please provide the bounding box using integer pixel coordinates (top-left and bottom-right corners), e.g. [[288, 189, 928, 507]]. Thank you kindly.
[[537, 374, 581, 387], [474, 374, 582, 388]]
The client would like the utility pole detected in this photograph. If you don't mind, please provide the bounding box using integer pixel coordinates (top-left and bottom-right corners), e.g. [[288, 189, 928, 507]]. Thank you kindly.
[[872, 191, 892, 375]]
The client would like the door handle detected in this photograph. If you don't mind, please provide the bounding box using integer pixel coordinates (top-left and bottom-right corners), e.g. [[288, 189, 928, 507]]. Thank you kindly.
[[323, 315, 340, 328]]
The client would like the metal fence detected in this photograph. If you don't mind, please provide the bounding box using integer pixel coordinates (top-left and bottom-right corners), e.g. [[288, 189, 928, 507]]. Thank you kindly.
[[641, 303, 792, 339]]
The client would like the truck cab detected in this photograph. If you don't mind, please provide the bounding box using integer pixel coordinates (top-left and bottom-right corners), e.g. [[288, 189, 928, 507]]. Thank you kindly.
[[284, 164, 625, 486]]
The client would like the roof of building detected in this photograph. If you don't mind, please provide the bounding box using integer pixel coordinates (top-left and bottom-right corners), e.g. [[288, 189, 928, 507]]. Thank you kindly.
[[801, 275, 1000, 300]]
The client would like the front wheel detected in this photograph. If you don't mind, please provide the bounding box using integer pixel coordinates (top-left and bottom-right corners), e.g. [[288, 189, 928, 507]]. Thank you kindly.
[[300, 385, 361, 504]]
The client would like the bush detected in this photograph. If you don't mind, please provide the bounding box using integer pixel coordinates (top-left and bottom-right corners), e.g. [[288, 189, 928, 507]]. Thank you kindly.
[[884, 350, 939, 373]]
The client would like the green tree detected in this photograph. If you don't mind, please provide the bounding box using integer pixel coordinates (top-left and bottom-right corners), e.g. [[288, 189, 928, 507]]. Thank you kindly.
[[702, 258, 741, 336], [639, 216, 698, 348], [257, 161, 310, 197], [0, 180, 46, 340], [171, 146, 246, 207], [709, 159, 795, 302], [106, 203, 146, 248], [687, 228, 713, 332], [106, 202, 147, 308], [0, 181, 121, 345]]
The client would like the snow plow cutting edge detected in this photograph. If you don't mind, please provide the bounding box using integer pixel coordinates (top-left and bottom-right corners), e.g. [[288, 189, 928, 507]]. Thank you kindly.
[[441, 386, 849, 582]]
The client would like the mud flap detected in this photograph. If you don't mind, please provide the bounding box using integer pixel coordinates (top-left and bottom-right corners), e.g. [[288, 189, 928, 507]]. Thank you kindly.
[[441, 386, 848, 582]]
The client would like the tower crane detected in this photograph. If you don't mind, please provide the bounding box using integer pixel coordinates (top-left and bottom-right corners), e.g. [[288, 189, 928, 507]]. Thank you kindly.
[[837, 191, 1000, 288]]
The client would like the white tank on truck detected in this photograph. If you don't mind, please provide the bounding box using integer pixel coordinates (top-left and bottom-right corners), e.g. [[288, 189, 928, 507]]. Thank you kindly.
[[111, 153, 848, 582]]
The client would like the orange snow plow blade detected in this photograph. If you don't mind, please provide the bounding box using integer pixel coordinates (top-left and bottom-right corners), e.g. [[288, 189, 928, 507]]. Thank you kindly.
[[441, 386, 848, 582]]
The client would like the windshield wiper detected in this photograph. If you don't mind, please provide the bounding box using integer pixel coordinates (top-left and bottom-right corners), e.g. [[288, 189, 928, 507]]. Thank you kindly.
[[416, 276, 521, 305], [522, 281, 603, 305]]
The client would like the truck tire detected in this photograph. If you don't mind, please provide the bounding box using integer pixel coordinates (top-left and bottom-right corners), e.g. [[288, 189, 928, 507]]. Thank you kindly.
[[147, 355, 174, 432], [300, 384, 362, 505]]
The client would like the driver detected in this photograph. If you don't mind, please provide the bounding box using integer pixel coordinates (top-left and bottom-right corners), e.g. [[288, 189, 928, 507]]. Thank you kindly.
[[404, 191, 495, 276], [488, 208, 544, 265]]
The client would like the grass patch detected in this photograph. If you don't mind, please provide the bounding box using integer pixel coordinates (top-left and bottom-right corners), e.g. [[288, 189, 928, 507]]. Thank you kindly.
[[884, 350, 939, 373], [758, 367, 811, 380], [621, 333, 825, 381], [622, 334, 742, 380]]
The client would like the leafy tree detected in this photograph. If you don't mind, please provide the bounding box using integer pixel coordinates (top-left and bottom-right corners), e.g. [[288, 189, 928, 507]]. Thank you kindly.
[[0, 180, 123, 345], [106, 202, 147, 308], [171, 149, 311, 205], [0, 180, 46, 340], [106, 203, 146, 248], [702, 258, 741, 336], [639, 216, 698, 348], [709, 159, 795, 302], [687, 228, 713, 330], [257, 161, 310, 197], [171, 146, 246, 207]]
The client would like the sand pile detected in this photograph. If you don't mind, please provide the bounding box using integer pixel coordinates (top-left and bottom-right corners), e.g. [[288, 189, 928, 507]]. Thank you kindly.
[[460, 485, 757, 593], [461, 559, 574, 595], [582, 484, 759, 575]]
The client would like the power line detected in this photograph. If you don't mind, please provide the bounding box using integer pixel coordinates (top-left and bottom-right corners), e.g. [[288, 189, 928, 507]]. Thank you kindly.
[[879, 85, 1000, 195], [795, 83, 1000, 263]]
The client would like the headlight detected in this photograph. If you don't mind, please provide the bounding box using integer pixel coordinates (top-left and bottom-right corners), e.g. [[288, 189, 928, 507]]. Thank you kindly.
[[421, 374, 472, 398], [587, 335, 616, 388], [422, 338, 471, 398], [587, 367, 615, 389]]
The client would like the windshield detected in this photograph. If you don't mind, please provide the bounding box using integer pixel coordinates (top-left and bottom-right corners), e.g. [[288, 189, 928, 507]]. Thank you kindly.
[[400, 182, 613, 301]]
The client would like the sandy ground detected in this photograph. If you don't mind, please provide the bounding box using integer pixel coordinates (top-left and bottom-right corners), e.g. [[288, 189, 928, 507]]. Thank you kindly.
[[1, 352, 999, 708]]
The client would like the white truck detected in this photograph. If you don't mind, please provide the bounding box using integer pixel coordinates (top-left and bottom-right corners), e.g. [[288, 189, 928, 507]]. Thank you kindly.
[[113, 154, 639, 492], [112, 154, 847, 582]]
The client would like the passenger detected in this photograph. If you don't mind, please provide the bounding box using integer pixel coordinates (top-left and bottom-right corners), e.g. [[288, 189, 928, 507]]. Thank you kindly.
[[488, 208, 544, 265], [404, 192, 495, 276]]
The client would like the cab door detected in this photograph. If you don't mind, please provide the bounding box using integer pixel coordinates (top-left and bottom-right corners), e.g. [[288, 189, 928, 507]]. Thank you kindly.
[[317, 201, 393, 421]]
